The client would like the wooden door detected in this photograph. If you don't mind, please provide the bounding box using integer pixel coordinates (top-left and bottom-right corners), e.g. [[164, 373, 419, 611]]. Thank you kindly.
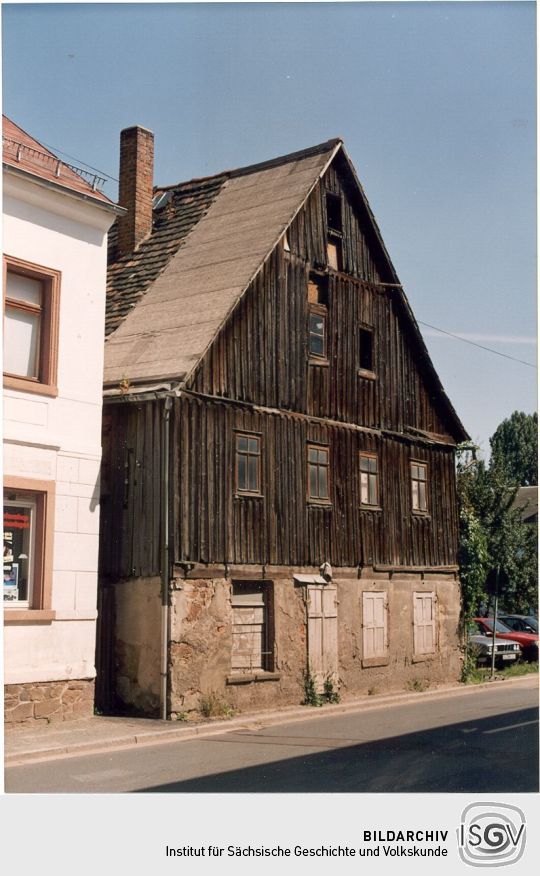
[[307, 584, 338, 691]]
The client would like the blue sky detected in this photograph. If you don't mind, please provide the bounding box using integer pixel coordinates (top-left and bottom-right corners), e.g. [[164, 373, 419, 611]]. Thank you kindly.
[[2, 2, 536, 454]]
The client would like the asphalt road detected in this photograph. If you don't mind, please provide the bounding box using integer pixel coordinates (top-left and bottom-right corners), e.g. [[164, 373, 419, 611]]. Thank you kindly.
[[5, 678, 538, 793]]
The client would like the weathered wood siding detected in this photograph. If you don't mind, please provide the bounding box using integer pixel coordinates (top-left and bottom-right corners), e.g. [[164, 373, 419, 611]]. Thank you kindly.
[[99, 395, 459, 579], [191, 166, 454, 439]]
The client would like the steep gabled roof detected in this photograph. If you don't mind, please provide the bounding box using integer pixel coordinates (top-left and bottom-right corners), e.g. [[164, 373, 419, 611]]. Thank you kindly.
[[104, 138, 468, 442], [2, 115, 116, 208], [104, 140, 341, 385]]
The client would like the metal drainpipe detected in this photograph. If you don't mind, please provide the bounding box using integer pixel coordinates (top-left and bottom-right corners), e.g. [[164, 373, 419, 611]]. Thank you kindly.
[[160, 396, 173, 720]]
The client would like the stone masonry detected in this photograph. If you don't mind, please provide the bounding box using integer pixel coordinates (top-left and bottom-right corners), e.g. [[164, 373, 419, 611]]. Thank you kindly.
[[4, 679, 95, 726]]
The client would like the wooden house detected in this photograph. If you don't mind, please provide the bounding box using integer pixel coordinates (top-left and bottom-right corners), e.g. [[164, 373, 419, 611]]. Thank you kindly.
[[97, 127, 469, 717]]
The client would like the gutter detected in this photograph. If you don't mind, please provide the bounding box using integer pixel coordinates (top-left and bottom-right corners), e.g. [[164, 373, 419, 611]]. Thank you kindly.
[[3, 162, 126, 217], [160, 396, 173, 720]]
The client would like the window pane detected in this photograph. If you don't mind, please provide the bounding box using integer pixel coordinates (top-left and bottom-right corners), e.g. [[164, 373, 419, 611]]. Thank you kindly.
[[4, 306, 40, 378], [360, 473, 369, 504], [317, 449, 328, 465], [248, 438, 259, 454], [308, 448, 319, 463], [309, 314, 324, 336], [411, 464, 418, 480], [412, 480, 419, 509], [419, 481, 426, 510], [359, 328, 373, 371], [248, 456, 259, 492], [309, 334, 324, 356], [417, 465, 427, 481], [4, 502, 33, 603], [309, 463, 318, 498], [368, 473, 378, 504], [318, 466, 328, 499], [7, 272, 42, 307], [237, 436, 248, 452], [237, 454, 247, 490]]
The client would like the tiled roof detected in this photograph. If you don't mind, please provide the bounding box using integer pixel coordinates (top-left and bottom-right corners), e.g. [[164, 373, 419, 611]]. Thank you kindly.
[[2, 115, 114, 206], [104, 140, 341, 386], [512, 486, 538, 523], [106, 175, 226, 336]]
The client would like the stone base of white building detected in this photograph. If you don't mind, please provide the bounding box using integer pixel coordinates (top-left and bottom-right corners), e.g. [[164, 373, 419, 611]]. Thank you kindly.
[[4, 679, 95, 726]]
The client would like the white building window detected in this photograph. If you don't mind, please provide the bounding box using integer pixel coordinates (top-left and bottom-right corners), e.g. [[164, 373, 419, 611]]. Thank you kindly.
[[3, 479, 55, 614]]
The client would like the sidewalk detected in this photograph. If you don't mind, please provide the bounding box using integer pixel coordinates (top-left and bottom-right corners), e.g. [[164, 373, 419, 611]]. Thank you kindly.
[[4, 674, 536, 766]]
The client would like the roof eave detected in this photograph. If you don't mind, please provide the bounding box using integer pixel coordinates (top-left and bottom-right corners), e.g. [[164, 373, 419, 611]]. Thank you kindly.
[[3, 162, 125, 216]]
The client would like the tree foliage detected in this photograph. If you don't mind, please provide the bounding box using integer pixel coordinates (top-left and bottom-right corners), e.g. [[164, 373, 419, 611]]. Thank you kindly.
[[457, 421, 538, 618], [489, 411, 537, 486]]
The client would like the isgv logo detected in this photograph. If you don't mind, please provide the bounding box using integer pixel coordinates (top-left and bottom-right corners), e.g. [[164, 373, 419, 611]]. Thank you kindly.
[[458, 803, 526, 867]]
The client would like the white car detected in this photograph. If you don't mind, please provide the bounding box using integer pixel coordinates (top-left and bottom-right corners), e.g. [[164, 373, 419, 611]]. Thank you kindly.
[[469, 634, 521, 667]]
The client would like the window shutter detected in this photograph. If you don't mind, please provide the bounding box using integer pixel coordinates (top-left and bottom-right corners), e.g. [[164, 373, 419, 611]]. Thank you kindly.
[[363, 591, 388, 658], [413, 592, 436, 655]]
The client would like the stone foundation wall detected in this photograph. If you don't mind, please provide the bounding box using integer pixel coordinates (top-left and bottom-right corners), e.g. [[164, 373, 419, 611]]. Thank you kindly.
[[108, 567, 462, 719], [4, 679, 95, 726]]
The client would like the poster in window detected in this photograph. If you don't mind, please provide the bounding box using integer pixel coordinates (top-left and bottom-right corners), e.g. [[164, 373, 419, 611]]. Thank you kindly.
[[4, 561, 19, 601]]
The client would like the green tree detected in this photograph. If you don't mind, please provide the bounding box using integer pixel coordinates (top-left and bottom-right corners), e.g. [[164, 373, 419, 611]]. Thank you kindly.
[[489, 411, 538, 486], [456, 441, 537, 617]]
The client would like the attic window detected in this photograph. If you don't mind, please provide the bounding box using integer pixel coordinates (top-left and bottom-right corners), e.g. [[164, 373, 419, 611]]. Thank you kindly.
[[326, 193, 342, 233], [307, 273, 328, 307], [153, 191, 171, 211], [359, 326, 374, 375]]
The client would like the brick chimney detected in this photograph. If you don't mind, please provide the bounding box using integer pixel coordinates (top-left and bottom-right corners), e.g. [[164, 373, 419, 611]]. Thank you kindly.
[[117, 125, 154, 255]]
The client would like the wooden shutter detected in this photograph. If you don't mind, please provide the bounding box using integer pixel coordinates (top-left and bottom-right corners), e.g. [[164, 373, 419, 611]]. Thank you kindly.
[[307, 584, 338, 691], [362, 591, 388, 658], [413, 592, 436, 655]]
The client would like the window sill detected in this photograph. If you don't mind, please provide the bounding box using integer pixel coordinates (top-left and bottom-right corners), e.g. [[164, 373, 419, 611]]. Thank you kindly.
[[4, 375, 58, 398], [412, 511, 430, 519], [307, 501, 332, 508], [227, 672, 280, 685], [411, 652, 436, 663], [362, 656, 390, 669], [358, 369, 376, 381], [308, 358, 329, 367], [360, 505, 382, 512], [234, 493, 264, 500], [4, 609, 56, 624]]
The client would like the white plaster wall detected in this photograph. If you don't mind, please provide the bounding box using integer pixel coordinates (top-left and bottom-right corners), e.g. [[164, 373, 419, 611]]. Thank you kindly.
[[3, 173, 117, 685]]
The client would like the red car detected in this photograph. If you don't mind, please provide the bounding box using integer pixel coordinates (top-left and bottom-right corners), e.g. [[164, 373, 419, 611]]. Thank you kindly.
[[474, 618, 539, 663]]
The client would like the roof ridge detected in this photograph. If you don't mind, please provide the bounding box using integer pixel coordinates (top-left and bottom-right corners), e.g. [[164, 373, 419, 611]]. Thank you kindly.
[[155, 138, 342, 193]]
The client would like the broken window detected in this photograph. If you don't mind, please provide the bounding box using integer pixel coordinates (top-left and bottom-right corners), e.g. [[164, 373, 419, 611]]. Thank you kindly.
[[359, 326, 374, 374], [411, 461, 428, 512], [326, 192, 343, 270], [235, 433, 261, 495], [326, 193, 342, 234], [231, 581, 272, 673], [307, 445, 330, 503], [308, 306, 327, 359]]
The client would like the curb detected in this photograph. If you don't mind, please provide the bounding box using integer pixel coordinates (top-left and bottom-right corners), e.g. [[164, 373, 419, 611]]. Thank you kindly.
[[5, 674, 537, 767]]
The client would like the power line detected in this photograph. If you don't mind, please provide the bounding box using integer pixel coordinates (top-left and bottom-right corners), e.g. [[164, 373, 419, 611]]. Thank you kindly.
[[417, 320, 537, 369]]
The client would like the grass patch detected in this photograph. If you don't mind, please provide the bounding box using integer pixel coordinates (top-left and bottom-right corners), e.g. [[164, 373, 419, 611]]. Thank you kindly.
[[461, 662, 538, 684], [407, 678, 430, 693], [200, 691, 235, 719]]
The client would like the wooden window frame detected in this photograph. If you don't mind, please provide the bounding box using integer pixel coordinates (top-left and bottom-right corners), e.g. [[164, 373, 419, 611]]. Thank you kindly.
[[230, 580, 275, 676], [358, 324, 375, 379], [3, 255, 61, 397], [325, 192, 343, 234], [411, 460, 429, 514], [359, 451, 381, 509], [308, 303, 328, 362], [234, 431, 262, 497], [3, 476, 56, 624], [307, 443, 331, 505]]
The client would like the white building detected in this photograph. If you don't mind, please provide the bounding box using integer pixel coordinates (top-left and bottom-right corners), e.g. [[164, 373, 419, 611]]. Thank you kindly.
[[3, 116, 122, 723]]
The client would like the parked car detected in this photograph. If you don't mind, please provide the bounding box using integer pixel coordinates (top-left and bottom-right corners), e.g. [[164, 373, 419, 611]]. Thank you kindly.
[[474, 618, 539, 663], [469, 633, 521, 668], [498, 614, 538, 635]]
